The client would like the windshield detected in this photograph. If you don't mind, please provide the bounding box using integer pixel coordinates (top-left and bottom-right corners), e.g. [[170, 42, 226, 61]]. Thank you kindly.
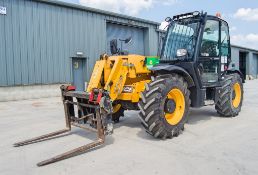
[[161, 19, 200, 60]]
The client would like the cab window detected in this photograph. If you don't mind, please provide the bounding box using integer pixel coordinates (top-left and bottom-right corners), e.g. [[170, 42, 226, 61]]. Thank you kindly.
[[221, 22, 230, 56], [200, 20, 219, 57]]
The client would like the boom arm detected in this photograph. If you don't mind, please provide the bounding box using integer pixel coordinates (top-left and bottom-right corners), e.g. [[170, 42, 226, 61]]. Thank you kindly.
[[87, 54, 152, 102]]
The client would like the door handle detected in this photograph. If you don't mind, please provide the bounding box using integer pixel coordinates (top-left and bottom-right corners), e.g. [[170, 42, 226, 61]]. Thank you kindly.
[[198, 63, 204, 75], [74, 62, 79, 69], [210, 57, 219, 60]]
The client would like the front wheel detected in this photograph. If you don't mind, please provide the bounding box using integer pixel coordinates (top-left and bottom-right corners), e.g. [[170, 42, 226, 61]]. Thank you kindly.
[[215, 73, 243, 117], [138, 74, 190, 139]]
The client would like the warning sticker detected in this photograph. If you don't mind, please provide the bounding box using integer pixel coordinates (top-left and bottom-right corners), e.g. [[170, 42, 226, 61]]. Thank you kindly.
[[0, 6, 6, 15]]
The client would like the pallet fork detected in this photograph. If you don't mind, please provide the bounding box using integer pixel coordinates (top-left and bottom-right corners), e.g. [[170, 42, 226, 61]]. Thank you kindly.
[[14, 85, 112, 166]]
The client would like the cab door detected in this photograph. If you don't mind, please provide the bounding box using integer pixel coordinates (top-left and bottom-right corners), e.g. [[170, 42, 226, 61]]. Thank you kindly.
[[220, 21, 231, 74], [197, 19, 221, 87]]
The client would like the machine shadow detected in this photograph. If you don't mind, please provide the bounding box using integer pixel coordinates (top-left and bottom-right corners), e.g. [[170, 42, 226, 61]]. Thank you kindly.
[[69, 128, 115, 146], [114, 107, 221, 141], [187, 107, 220, 124]]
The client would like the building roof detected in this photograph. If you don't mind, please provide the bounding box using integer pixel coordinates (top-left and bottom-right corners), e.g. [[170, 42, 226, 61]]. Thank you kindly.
[[231, 44, 258, 54], [33, 0, 160, 26]]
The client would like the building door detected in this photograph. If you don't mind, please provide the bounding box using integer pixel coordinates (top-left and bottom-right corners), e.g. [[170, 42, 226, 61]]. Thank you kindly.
[[239, 52, 247, 80], [106, 23, 145, 55], [72, 58, 85, 91], [257, 55, 258, 78], [254, 54, 258, 78]]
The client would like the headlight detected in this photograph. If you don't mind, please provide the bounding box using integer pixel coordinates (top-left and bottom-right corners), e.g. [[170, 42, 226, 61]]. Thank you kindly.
[[176, 49, 188, 57]]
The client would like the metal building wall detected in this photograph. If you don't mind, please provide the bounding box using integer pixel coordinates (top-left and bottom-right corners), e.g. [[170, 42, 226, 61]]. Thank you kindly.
[[230, 47, 240, 70], [231, 45, 258, 78], [0, 0, 159, 86], [248, 52, 258, 78], [253, 54, 258, 78]]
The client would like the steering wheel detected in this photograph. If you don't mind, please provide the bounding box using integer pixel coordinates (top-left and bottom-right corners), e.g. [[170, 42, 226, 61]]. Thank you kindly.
[[201, 41, 218, 57]]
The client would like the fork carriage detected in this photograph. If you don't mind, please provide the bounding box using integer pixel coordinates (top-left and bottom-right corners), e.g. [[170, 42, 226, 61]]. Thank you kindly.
[[14, 85, 113, 166]]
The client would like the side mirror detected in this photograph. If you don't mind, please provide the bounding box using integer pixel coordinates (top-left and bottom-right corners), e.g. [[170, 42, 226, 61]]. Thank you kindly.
[[165, 17, 172, 22], [176, 49, 188, 57], [125, 36, 132, 44], [110, 39, 118, 55]]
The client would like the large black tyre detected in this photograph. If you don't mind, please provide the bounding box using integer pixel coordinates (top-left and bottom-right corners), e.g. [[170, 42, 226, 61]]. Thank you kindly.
[[112, 105, 125, 123], [138, 74, 190, 139], [215, 73, 243, 117]]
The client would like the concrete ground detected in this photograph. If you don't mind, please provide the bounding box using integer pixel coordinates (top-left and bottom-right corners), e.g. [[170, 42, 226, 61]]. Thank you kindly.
[[0, 80, 258, 175]]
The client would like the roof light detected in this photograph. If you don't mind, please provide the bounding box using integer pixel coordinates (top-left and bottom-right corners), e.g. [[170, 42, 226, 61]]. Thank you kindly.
[[193, 11, 200, 16], [216, 12, 221, 18], [173, 11, 201, 21]]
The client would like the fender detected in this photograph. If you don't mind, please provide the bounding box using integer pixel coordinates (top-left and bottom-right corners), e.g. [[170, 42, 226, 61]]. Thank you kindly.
[[226, 69, 245, 83], [149, 64, 195, 87]]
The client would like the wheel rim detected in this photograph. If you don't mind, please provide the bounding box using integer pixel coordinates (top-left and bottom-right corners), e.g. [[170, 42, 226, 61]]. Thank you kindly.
[[232, 82, 241, 108], [113, 104, 121, 113], [164, 88, 185, 125]]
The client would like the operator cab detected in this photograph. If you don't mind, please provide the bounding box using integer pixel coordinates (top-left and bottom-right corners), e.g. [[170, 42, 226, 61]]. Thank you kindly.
[[158, 11, 233, 107], [161, 11, 231, 87]]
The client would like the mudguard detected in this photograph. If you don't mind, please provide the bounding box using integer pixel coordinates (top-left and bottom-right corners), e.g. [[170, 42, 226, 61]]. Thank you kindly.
[[149, 64, 195, 87], [226, 69, 245, 83]]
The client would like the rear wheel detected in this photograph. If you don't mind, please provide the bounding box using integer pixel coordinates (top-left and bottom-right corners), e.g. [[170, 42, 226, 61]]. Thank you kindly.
[[215, 73, 243, 117], [138, 74, 190, 139], [112, 104, 124, 123]]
